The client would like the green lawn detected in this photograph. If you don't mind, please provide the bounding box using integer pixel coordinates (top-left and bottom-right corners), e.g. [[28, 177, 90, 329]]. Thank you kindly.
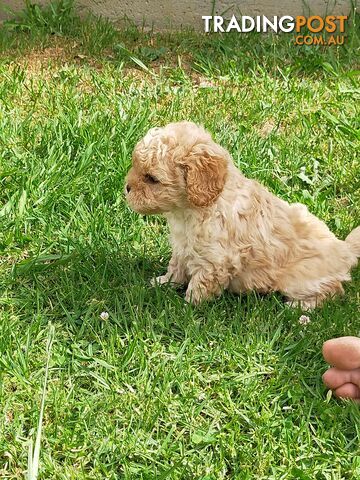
[[0, 3, 360, 479]]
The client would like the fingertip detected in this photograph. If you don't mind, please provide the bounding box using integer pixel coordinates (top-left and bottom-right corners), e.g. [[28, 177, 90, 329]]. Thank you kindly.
[[335, 383, 360, 400], [322, 336, 360, 370], [322, 339, 333, 364], [322, 368, 332, 387]]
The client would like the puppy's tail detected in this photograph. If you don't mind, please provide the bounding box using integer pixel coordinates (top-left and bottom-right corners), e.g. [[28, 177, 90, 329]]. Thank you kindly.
[[346, 226, 360, 257]]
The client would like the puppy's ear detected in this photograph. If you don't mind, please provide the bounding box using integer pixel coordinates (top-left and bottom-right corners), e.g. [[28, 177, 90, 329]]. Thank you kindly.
[[180, 143, 228, 207]]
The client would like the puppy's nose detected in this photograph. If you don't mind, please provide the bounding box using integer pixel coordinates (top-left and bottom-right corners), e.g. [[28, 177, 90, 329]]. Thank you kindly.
[[126, 184, 131, 194]]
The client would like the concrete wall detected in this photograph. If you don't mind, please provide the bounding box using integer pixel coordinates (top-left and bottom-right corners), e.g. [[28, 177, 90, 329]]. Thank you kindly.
[[0, 0, 356, 28]]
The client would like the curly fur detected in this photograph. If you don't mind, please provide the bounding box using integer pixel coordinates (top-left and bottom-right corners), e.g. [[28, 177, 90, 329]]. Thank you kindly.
[[125, 121, 359, 309]]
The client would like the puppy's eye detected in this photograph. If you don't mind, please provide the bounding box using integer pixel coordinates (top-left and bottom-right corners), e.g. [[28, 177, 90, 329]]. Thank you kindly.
[[144, 174, 159, 184]]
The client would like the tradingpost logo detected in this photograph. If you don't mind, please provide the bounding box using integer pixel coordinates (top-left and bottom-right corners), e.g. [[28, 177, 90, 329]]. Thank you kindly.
[[202, 15, 348, 46]]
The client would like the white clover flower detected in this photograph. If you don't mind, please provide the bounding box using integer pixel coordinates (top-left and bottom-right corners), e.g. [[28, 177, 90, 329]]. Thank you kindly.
[[100, 311, 109, 320], [299, 315, 311, 325]]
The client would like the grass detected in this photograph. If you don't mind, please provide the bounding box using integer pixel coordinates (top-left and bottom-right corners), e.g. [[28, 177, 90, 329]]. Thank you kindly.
[[0, 2, 360, 478]]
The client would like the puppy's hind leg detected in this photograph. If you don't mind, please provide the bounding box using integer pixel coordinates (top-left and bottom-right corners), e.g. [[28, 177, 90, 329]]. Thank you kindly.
[[284, 279, 344, 310], [285, 296, 324, 311]]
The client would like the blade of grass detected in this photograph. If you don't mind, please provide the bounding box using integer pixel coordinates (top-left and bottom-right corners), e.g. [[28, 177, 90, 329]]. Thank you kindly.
[[27, 324, 55, 480]]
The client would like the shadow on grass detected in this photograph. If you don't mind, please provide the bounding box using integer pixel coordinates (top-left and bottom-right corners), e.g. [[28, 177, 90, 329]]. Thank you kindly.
[[7, 246, 360, 341], [7, 247, 292, 334], [3, 245, 360, 429]]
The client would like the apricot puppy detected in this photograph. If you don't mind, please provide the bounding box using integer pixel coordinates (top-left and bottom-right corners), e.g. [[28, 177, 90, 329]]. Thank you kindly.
[[125, 121, 360, 309]]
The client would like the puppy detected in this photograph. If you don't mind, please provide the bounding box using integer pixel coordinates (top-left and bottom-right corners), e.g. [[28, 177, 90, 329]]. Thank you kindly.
[[125, 121, 360, 309]]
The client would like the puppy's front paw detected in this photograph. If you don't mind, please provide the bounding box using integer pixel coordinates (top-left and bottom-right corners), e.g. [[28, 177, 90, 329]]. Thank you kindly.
[[150, 275, 170, 287], [185, 287, 203, 305]]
